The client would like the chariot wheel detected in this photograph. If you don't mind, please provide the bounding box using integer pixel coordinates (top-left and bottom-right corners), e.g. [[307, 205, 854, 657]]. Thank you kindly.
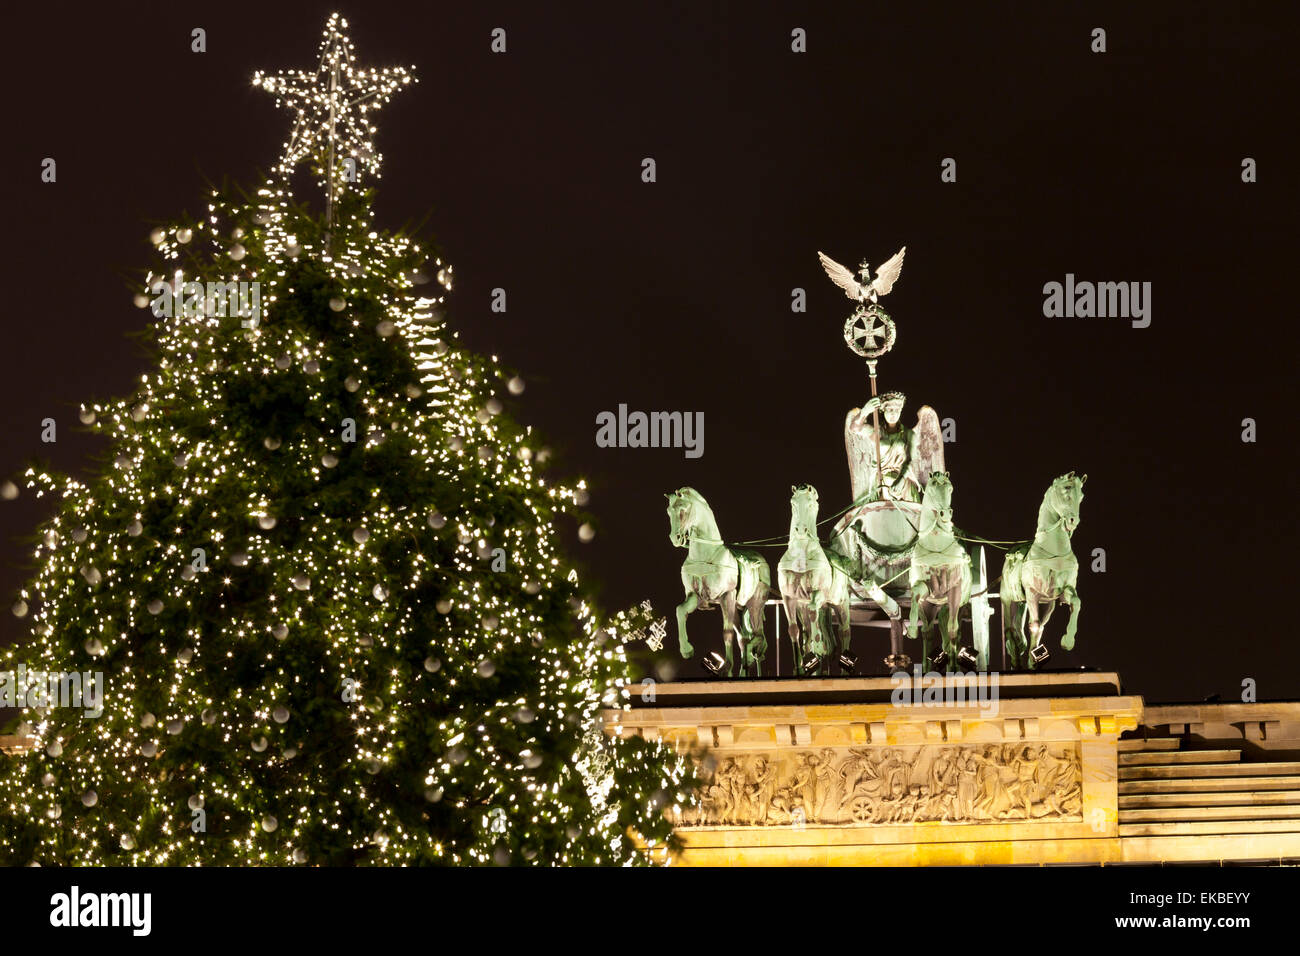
[[849, 794, 874, 822]]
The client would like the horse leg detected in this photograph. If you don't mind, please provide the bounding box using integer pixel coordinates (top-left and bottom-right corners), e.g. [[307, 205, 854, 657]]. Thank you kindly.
[[946, 581, 963, 668], [1025, 596, 1044, 670], [676, 592, 698, 659], [783, 594, 803, 675], [721, 591, 741, 676], [1061, 585, 1081, 651], [908, 581, 929, 640], [746, 593, 768, 674], [1001, 595, 1020, 669], [838, 596, 853, 672]]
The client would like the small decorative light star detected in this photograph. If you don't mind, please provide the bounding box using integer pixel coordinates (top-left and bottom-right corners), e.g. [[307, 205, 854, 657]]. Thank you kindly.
[[253, 13, 415, 193]]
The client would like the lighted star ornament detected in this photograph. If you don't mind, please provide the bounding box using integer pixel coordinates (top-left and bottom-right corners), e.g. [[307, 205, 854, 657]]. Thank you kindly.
[[253, 13, 415, 224]]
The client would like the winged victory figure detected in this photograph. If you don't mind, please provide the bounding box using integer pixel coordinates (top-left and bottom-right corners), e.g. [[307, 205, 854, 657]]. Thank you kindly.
[[818, 247, 907, 303]]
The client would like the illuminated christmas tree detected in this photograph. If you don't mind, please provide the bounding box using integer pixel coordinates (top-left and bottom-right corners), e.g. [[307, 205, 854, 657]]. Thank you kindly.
[[0, 14, 693, 865]]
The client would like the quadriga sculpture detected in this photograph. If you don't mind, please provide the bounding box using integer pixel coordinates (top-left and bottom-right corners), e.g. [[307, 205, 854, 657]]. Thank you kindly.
[[666, 487, 770, 676], [778, 484, 855, 675], [907, 472, 972, 671], [1001, 472, 1085, 669]]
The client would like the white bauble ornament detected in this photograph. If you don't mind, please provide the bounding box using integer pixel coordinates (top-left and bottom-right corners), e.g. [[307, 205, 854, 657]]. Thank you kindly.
[[291, 574, 310, 591], [82, 790, 97, 807], [166, 719, 183, 735], [435, 599, 452, 614], [114, 455, 132, 469], [523, 752, 543, 769], [304, 359, 320, 374], [575, 489, 591, 506], [43, 529, 59, 548], [476, 408, 491, 424], [258, 515, 277, 530], [181, 565, 196, 581], [507, 376, 525, 395], [424, 787, 444, 803], [41, 772, 55, 787], [578, 523, 596, 542], [84, 637, 103, 656], [376, 319, 396, 337], [176, 228, 192, 244], [273, 706, 289, 724], [140, 741, 157, 757], [372, 584, 388, 601], [131, 404, 147, 422], [201, 708, 217, 725], [120, 834, 136, 850], [188, 794, 204, 811], [82, 566, 102, 586], [428, 512, 446, 529], [405, 384, 422, 398], [272, 623, 288, 640], [147, 599, 163, 615], [292, 847, 308, 864], [141, 712, 156, 728], [46, 740, 61, 757], [321, 453, 338, 468], [127, 520, 143, 537], [344, 376, 361, 392], [47, 805, 61, 820], [173, 453, 190, 467], [424, 656, 441, 673], [11, 600, 27, 618], [275, 354, 291, 369], [229, 243, 246, 261], [328, 297, 346, 312], [523, 582, 540, 595], [177, 648, 193, 664], [477, 659, 496, 677], [486, 398, 503, 415], [149, 227, 166, 245], [71, 527, 87, 542], [352, 527, 369, 544], [283, 746, 298, 759], [262, 815, 277, 832], [515, 707, 535, 724], [230, 552, 249, 566], [79, 407, 96, 424], [251, 736, 268, 752], [264, 436, 282, 450], [133, 293, 149, 308]]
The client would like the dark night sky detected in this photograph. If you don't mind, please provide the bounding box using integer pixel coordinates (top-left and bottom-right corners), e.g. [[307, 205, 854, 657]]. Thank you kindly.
[[2, 1, 1296, 703]]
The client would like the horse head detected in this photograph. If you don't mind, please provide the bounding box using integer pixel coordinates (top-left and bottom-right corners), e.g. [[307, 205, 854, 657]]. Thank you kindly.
[[920, 471, 955, 533], [1047, 472, 1086, 535], [789, 483, 820, 535], [666, 487, 704, 548]]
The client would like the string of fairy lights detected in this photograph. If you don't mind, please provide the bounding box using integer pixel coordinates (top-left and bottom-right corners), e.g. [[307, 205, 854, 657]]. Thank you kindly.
[[0, 13, 694, 866]]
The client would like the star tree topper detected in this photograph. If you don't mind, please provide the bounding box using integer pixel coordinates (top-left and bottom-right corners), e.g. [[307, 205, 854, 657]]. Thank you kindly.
[[253, 13, 416, 226]]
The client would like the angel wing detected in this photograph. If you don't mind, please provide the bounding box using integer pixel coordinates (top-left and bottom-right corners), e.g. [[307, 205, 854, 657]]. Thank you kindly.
[[870, 246, 906, 297], [818, 251, 865, 301]]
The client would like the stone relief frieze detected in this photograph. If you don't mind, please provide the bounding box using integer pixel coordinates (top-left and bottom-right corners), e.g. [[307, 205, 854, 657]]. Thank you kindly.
[[683, 743, 1082, 828]]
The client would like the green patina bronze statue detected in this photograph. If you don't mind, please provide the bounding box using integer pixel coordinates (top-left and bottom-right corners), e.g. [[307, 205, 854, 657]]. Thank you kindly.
[[667, 487, 770, 676], [661, 246, 1087, 678], [778, 484, 853, 676], [907, 472, 973, 672], [1001, 473, 1086, 669]]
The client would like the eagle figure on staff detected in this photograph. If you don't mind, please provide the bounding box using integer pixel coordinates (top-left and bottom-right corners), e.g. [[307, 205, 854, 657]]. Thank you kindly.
[[817, 246, 907, 304]]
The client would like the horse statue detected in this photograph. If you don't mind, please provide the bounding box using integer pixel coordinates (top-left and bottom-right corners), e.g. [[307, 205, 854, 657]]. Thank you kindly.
[[666, 487, 771, 676], [907, 472, 973, 671], [778, 484, 856, 675], [1000, 472, 1086, 669]]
